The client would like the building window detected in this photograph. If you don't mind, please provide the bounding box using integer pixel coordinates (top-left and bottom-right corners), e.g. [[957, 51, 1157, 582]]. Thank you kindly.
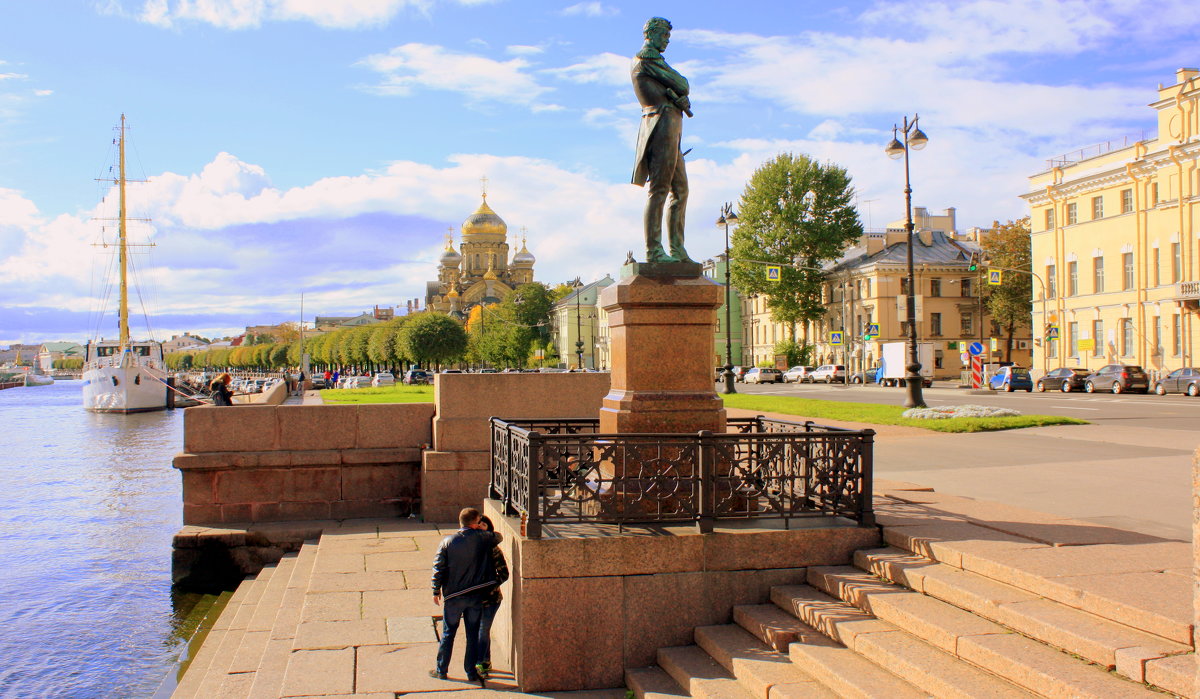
[[1092, 320, 1104, 358], [1153, 248, 1161, 286], [900, 277, 911, 295], [1153, 316, 1162, 355], [1092, 196, 1103, 219], [1121, 318, 1133, 356], [1172, 242, 1182, 282], [1122, 252, 1134, 290], [1068, 261, 1078, 296], [1068, 321, 1079, 357], [934, 350, 944, 369], [931, 313, 942, 336], [1093, 257, 1104, 293], [1151, 182, 1159, 205], [1048, 336, 1058, 359], [1121, 188, 1133, 213], [930, 278, 941, 297], [1046, 265, 1056, 298], [961, 278, 972, 297], [1044, 208, 1055, 230], [1066, 202, 1077, 224], [961, 312, 973, 336], [865, 278, 871, 297], [1173, 314, 1182, 356]]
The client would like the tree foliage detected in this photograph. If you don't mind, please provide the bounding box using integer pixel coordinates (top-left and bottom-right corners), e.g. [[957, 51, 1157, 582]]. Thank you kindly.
[[398, 312, 468, 367], [730, 153, 863, 340], [982, 217, 1033, 362]]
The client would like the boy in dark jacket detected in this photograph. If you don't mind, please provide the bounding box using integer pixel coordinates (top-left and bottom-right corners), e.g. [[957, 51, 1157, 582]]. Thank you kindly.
[[475, 516, 508, 679], [430, 507, 503, 681]]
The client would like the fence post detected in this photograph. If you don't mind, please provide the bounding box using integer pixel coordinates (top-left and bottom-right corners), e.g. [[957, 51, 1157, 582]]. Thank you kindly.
[[859, 429, 876, 527], [488, 417, 497, 501], [526, 431, 542, 539], [697, 430, 714, 533]]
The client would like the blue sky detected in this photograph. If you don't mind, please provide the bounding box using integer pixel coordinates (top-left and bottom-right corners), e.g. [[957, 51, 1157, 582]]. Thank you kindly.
[[0, 0, 1195, 344]]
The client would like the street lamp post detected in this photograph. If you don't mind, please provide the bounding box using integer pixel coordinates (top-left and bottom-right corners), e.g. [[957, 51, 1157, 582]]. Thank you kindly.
[[885, 114, 929, 408], [717, 203, 739, 394], [575, 279, 585, 369]]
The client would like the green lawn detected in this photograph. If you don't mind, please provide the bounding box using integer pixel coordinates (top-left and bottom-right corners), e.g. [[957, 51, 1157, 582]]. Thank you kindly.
[[320, 385, 435, 404], [721, 394, 1088, 433]]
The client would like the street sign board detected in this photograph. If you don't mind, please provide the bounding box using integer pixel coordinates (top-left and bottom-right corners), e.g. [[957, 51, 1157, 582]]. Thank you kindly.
[[867, 323, 879, 336], [968, 341, 984, 356], [765, 265, 781, 281], [990, 337, 998, 352], [1078, 338, 1095, 351], [1046, 325, 1059, 339], [988, 269, 1003, 286], [830, 331, 843, 346]]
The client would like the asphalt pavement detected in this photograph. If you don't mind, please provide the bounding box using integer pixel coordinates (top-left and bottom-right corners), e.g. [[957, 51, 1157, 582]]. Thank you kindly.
[[731, 379, 1200, 540]]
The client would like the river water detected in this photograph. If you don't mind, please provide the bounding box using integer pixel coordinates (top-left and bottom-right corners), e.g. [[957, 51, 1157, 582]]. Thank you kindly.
[[0, 380, 191, 698]]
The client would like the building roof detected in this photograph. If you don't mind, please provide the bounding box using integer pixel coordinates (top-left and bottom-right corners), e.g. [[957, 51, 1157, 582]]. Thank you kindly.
[[828, 231, 979, 274], [554, 275, 615, 307], [39, 342, 83, 354]]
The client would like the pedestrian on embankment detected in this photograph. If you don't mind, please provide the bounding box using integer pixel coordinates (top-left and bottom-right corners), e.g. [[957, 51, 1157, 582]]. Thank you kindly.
[[430, 507, 503, 682], [475, 515, 508, 680], [209, 373, 234, 406]]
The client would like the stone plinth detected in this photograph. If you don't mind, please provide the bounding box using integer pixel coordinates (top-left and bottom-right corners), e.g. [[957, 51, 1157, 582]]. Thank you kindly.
[[485, 499, 881, 692], [599, 272, 725, 435]]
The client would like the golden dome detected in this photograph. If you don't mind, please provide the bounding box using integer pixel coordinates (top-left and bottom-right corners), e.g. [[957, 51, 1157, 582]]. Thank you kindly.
[[461, 196, 507, 240], [482, 252, 499, 280], [512, 234, 535, 267]]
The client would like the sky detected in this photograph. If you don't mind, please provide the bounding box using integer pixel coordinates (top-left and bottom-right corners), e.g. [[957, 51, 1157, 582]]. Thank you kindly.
[[1, 0, 1196, 345]]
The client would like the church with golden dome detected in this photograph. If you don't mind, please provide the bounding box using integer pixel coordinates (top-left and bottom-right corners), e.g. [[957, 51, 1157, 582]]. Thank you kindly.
[[425, 193, 537, 317]]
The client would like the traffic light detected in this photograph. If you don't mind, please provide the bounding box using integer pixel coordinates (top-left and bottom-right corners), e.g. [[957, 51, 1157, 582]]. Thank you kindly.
[[968, 253, 979, 272]]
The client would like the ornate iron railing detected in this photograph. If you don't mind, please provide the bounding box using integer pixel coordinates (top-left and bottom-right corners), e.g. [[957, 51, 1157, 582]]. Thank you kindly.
[[489, 416, 874, 539]]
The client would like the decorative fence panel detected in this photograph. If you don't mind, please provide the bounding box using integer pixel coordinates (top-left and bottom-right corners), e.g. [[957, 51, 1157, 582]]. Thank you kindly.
[[490, 416, 874, 539]]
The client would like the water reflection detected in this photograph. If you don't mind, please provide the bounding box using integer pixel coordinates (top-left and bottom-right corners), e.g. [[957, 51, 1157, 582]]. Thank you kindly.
[[0, 381, 192, 697]]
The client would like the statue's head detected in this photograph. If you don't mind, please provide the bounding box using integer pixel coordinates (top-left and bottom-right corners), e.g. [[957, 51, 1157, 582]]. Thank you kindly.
[[643, 16, 672, 48]]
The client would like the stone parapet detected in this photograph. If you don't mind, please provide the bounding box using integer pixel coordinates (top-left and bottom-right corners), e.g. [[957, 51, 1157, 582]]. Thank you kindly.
[[484, 498, 881, 692], [175, 403, 434, 526]]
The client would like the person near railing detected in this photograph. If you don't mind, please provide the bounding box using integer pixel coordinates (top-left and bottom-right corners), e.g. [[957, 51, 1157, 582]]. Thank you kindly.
[[474, 515, 508, 680], [429, 507, 504, 682]]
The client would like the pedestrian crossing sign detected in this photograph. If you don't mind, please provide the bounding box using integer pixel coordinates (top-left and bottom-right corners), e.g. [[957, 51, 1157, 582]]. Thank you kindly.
[[830, 331, 843, 346], [987, 269, 1003, 286], [1046, 325, 1059, 340], [867, 323, 879, 336], [765, 265, 781, 281]]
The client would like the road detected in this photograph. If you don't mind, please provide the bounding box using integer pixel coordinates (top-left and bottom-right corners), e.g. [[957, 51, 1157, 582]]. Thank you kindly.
[[731, 380, 1200, 540]]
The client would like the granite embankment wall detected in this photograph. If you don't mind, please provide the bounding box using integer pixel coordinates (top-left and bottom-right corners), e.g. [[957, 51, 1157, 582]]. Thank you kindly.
[[175, 403, 433, 525]]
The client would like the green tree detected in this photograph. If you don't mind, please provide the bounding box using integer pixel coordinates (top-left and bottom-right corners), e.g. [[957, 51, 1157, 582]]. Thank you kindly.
[[983, 217, 1033, 363], [468, 302, 532, 369], [773, 339, 812, 367], [368, 322, 399, 368], [730, 153, 863, 343], [509, 283, 554, 342], [270, 343, 290, 368], [399, 312, 467, 368]]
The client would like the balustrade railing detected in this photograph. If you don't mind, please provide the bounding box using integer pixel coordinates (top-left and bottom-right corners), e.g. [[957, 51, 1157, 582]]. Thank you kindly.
[[489, 416, 874, 539]]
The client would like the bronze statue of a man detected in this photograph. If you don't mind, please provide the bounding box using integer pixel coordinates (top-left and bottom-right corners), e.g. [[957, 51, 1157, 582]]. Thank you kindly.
[[631, 16, 693, 264]]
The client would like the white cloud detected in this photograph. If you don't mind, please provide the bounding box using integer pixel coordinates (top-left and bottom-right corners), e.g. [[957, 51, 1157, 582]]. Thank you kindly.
[[0, 73, 28, 81], [559, 2, 618, 18], [131, 0, 494, 29], [544, 52, 628, 86], [33, 89, 53, 97], [506, 45, 544, 56], [357, 43, 552, 108]]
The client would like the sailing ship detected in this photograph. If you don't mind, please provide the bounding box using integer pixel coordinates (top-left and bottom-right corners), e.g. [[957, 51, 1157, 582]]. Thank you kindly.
[[82, 115, 168, 413]]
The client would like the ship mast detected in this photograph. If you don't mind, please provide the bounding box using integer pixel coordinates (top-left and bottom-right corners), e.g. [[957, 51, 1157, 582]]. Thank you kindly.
[[117, 113, 130, 349]]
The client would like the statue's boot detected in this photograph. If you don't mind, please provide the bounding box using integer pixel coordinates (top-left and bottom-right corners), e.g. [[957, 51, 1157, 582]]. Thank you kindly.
[[646, 244, 673, 263]]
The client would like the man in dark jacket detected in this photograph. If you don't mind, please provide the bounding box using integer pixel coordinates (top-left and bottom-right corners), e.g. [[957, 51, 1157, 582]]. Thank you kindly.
[[430, 507, 503, 680]]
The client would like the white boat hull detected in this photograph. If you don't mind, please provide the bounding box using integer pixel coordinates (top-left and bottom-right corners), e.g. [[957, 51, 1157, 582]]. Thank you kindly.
[[24, 374, 54, 386], [83, 365, 167, 413]]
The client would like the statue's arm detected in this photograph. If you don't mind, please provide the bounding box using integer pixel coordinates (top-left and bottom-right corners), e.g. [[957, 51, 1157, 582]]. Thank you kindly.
[[642, 59, 689, 95]]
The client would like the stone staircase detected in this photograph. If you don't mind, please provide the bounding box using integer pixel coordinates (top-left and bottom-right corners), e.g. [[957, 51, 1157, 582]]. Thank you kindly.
[[627, 524, 1195, 699], [172, 541, 318, 698]]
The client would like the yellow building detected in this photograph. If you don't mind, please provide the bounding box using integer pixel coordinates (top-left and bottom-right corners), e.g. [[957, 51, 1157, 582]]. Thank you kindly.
[[1023, 68, 1200, 379], [740, 209, 1030, 379], [550, 276, 614, 369]]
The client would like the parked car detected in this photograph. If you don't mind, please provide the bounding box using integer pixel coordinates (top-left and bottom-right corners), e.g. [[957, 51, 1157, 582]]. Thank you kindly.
[[403, 370, 431, 385], [1084, 364, 1149, 394], [743, 367, 783, 384], [310, 375, 327, 389], [808, 364, 846, 383], [731, 366, 750, 383], [1153, 367, 1200, 396], [372, 372, 395, 387], [850, 366, 881, 384], [1036, 367, 1090, 392], [783, 366, 815, 383], [989, 365, 1033, 392]]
